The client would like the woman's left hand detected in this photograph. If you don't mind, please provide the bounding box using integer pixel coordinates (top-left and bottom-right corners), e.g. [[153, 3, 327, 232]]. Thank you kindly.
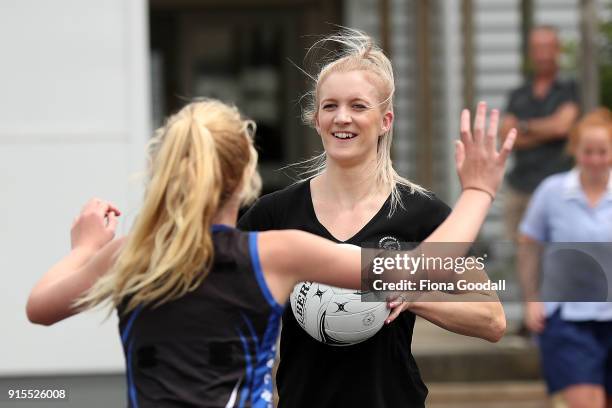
[[456, 101, 516, 200]]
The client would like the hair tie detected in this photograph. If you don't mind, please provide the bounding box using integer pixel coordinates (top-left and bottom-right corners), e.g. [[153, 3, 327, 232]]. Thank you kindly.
[[463, 187, 495, 202]]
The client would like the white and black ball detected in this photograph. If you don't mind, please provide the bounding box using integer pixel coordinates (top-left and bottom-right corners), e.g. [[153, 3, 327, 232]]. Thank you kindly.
[[289, 243, 390, 346]]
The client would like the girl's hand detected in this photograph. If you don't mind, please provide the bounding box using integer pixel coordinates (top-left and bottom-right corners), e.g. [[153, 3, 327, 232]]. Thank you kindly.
[[524, 301, 546, 333], [455, 102, 516, 200], [71, 198, 121, 252], [386, 298, 410, 324]]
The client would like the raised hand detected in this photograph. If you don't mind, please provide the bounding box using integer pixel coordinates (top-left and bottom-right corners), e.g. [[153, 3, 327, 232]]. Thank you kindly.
[[455, 102, 516, 200], [71, 198, 121, 251]]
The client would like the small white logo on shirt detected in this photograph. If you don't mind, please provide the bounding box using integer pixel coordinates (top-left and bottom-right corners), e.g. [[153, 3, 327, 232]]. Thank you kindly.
[[378, 236, 401, 250]]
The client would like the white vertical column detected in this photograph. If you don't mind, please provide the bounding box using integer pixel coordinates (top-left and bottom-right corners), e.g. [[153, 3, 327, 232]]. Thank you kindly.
[[441, 0, 463, 201], [0, 0, 150, 375]]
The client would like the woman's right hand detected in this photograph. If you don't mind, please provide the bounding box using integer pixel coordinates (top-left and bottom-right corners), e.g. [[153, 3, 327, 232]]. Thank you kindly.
[[71, 198, 121, 252], [455, 101, 516, 200]]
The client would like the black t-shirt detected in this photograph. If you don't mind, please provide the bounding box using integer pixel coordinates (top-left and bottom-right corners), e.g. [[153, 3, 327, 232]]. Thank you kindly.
[[505, 78, 578, 193], [238, 181, 451, 408]]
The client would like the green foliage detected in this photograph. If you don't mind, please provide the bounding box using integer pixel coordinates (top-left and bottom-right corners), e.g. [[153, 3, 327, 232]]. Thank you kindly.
[[560, 39, 578, 75], [560, 3, 612, 109], [600, 4, 612, 109]]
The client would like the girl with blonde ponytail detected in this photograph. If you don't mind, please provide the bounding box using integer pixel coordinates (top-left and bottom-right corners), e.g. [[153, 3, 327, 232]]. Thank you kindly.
[[27, 92, 513, 406], [79, 100, 262, 314]]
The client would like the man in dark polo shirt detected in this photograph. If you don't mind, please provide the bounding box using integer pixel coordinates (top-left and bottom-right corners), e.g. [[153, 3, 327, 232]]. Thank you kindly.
[[500, 25, 579, 240]]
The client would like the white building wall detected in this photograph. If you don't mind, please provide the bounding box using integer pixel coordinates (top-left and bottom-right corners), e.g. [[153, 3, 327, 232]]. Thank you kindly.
[[0, 0, 150, 375]]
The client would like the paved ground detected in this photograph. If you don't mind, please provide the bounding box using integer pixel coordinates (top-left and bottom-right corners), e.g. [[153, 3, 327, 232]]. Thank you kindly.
[[413, 317, 556, 407], [427, 381, 550, 408]]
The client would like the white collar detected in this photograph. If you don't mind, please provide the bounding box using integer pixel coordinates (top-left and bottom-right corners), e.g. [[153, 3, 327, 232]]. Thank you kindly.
[[563, 168, 612, 201]]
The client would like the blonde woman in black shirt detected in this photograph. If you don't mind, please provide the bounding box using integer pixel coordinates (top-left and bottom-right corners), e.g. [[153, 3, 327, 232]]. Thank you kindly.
[[239, 29, 513, 408]]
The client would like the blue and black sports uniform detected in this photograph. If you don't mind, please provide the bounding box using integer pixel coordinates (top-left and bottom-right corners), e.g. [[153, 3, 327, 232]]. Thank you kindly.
[[118, 225, 284, 408]]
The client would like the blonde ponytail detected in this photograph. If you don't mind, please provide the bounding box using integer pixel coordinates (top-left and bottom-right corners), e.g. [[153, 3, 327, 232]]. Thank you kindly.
[[77, 100, 260, 314]]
